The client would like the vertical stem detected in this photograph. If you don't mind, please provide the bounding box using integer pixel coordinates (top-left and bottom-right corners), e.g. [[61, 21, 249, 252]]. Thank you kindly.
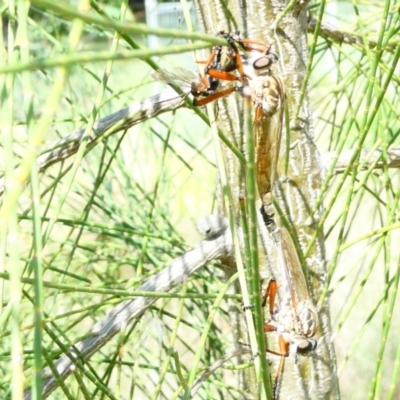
[[244, 95, 272, 399]]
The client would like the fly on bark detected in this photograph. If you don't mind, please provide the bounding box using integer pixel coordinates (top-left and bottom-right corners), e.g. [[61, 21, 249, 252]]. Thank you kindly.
[[218, 33, 318, 399], [263, 225, 318, 399], [215, 31, 285, 213]]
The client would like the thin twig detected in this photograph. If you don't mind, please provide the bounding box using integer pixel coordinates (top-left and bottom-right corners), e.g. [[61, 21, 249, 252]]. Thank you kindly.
[[190, 347, 252, 398], [0, 89, 188, 198], [322, 147, 400, 175], [307, 18, 398, 51]]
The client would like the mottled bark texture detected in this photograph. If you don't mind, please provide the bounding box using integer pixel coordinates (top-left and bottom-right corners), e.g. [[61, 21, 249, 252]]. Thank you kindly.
[[193, 0, 340, 398]]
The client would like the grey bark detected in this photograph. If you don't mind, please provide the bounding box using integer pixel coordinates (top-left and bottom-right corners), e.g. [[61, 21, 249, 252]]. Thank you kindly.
[[193, 0, 340, 398]]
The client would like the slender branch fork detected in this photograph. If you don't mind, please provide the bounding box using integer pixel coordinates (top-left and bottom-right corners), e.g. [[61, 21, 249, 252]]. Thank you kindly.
[[0, 89, 189, 197], [0, 89, 398, 199]]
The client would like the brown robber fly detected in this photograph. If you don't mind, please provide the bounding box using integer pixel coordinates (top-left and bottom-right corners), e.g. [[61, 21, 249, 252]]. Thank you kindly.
[[191, 31, 285, 204], [262, 226, 318, 399], [153, 31, 281, 109], [152, 39, 240, 107], [228, 32, 285, 206], [214, 31, 285, 212]]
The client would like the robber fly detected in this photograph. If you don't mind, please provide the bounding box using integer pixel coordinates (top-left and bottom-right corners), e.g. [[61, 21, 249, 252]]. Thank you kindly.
[[216, 31, 285, 211], [154, 32, 284, 202], [262, 226, 318, 399], [153, 31, 280, 109], [152, 41, 241, 107], [183, 31, 286, 218]]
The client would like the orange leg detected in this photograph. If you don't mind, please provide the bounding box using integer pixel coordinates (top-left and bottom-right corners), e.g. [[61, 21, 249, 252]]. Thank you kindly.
[[196, 45, 221, 68], [261, 278, 288, 399], [230, 44, 247, 80], [262, 278, 277, 314], [193, 86, 237, 107], [206, 68, 239, 82], [271, 336, 290, 400], [261, 326, 290, 400]]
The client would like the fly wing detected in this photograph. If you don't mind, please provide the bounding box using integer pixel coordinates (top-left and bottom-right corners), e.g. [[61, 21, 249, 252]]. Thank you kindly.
[[278, 227, 311, 313], [254, 107, 283, 197], [152, 67, 197, 91]]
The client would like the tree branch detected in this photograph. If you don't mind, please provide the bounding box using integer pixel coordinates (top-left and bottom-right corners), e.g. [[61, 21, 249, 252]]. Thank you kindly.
[[3, 88, 399, 202], [24, 216, 235, 399], [190, 347, 251, 397], [307, 18, 399, 51], [0, 89, 188, 198], [322, 147, 400, 175]]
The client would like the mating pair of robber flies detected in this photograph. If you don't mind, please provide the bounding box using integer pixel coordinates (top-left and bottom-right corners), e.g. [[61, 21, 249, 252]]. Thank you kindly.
[[191, 30, 279, 106], [156, 31, 284, 202], [154, 30, 279, 108], [155, 31, 318, 400]]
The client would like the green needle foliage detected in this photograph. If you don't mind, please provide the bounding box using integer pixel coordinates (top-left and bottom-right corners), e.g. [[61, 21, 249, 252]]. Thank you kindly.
[[0, 0, 399, 399], [309, 2, 400, 400]]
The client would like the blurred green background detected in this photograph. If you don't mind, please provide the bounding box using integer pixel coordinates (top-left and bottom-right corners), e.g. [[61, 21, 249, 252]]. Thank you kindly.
[[1, 0, 400, 399]]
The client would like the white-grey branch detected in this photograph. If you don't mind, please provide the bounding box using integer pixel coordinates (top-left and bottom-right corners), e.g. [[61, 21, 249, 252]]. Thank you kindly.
[[322, 147, 400, 175], [24, 216, 235, 399], [307, 18, 398, 51], [2, 92, 399, 199], [0, 89, 188, 197]]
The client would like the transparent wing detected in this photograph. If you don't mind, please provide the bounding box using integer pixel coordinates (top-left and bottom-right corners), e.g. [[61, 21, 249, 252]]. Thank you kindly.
[[152, 67, 197, 91], [278, 227, 311, 313]]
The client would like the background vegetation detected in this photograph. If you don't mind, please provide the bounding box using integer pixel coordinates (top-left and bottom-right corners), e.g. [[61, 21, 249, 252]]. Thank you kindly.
[[0, 0, 399, 399]]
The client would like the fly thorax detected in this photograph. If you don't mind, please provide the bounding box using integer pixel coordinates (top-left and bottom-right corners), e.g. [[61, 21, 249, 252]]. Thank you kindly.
[[275, 303, 297, 333], [249, 76, 282, 116], [295, 302, 318, 338]]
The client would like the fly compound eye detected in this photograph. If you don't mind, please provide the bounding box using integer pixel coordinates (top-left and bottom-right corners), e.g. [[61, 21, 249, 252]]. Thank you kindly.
[[253, 56, 273, 70], [296, 339, 317, 355], [253, 53, 279, 70]]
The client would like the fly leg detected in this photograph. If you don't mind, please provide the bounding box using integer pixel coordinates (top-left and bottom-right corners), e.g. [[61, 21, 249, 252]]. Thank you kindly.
[[262, 278, 278, 314], [261, 335, 290, 400], [193, 86, 238, 106], [262, 279, 290, 400]]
